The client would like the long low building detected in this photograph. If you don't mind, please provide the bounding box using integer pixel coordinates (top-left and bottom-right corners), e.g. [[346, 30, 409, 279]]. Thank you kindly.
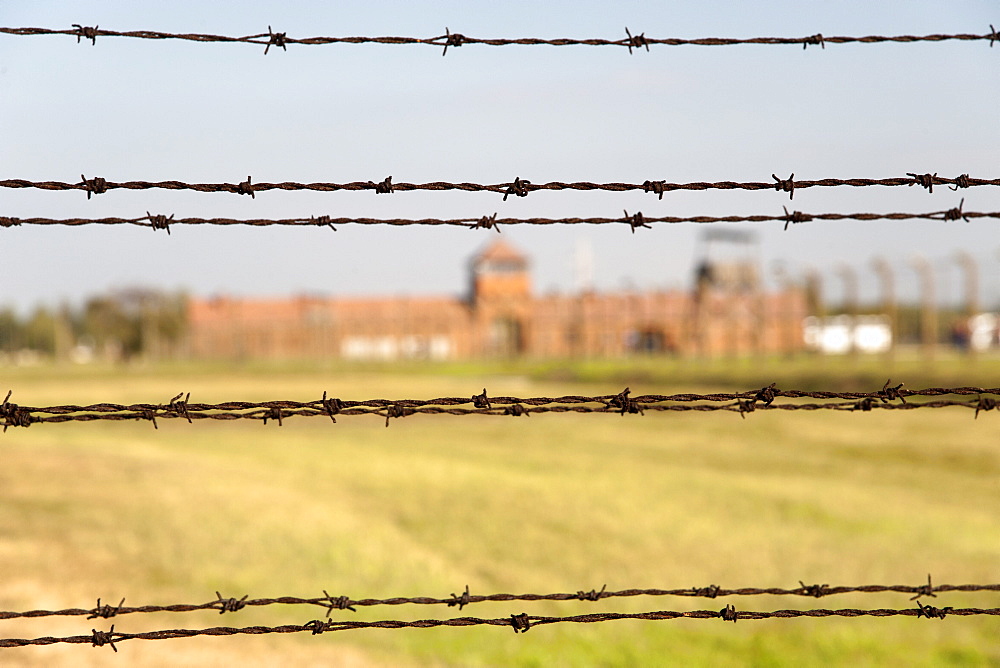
[[186, 240, 807, 360]]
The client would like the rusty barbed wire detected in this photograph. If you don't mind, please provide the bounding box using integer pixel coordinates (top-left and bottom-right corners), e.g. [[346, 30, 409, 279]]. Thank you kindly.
[[2, 605, 998, 649], [2, 384, 998, 430], [2, 25, 998, 54], [1, 204, 995, 233], [3, 577, 995, 621], [1, 174, 996, 200]]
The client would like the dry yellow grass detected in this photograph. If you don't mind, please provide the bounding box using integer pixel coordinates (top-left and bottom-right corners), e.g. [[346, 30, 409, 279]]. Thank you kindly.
[[0, 362, 997, 666]]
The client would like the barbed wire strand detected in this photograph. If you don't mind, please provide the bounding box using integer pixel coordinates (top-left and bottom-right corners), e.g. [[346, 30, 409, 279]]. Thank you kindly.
[[2, 385, 998, 430], [0, 174, 994, 200], [1, 26, 998, 53], [0, 203, 992, 233], [4, 578, 995, 621], [2, 606, 998, 650]]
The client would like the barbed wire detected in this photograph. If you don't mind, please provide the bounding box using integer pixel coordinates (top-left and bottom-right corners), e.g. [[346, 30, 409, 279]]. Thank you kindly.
[[1, 25, 997, 54], [3, 384, 998, 430], [0, 173, 994, 200], [1, 202, 992, 234], [2, 605, 997, 650], [4, 577, 995, 622]]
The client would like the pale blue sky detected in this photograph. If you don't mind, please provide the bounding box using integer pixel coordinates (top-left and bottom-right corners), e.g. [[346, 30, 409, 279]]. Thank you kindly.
[[1, 1, 998, 312]]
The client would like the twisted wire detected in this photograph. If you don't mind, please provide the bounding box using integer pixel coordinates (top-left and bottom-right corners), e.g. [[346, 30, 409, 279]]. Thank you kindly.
[[1, 26, 997, 53], [3, 578, 994, 621], [1, 174, 996, 200], [2, 385, 998, 430], [1, 205, 994, 232], [2, 606, 997, 649]]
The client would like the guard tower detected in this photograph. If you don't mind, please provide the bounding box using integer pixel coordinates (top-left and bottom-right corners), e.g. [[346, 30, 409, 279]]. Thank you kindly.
[[694, 229, 761, 294], [468, 239, 531, 356], [469, 239, 531, 305], [691, 229, 763, 355]]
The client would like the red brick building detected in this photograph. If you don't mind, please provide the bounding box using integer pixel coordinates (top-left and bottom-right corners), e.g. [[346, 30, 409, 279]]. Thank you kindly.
[[186, 240, 806, 360]]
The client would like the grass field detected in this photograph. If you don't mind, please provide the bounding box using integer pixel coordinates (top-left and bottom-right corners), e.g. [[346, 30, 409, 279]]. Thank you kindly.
[[1, 357, 998, 666]]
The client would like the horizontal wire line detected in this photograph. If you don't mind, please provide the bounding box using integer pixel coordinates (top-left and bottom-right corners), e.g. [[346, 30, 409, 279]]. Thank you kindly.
[[1, 26, 997, 53], [0, 174, 994, 199], [4, 580, 995, 621], [3, 606, 997, 649], [2, 386, 998, 429], [0, 206, 993, 232]]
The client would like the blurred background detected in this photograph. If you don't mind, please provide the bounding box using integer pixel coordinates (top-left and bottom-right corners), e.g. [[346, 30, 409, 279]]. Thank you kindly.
[[1, 1, 998, 666]]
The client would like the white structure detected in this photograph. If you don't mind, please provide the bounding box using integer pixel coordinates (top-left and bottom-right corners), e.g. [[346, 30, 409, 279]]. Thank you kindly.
[[803, 315, 892, 355], [969, 313, 999, 351]]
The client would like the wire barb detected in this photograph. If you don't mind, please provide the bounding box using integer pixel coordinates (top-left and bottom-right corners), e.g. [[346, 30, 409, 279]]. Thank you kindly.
[[321, 391, 342, 423], [802, 33, 825, 49], [471, 213, 500, 232], [877, 379, 906, 404], [0, 390, 32, 432], [510, 612, 531, 633], [782, 206, 813, 230], [449, 585, 472, 611], [625, 27, 649, 54], [168, 392, 192, 423], [442, 27, 465, 56], [772, 173, 795, 199], [264, 26, 286, 55], [798, 582, 830, 598], [321, 590, 356, 615], [907, 172, 937, 193], [941, 199, 968, 222], [503, 177, 531, 201], [214, 592, 248, 614], [608, 387, 644, 415], [720, 604, 739, 622], [624, 210, 650, 233], [79, 175, 107, 200], [311, 215, 336, 231], [695, 584, 721, 598], [88, 598, 125, 620], [236, 176, 255, 198], [910, 574, 937, 601], [975, 396, 997, 419], [642, 179, 666, 200], [472, 389, 491, 409], [90, 625, 118, 652], [916, 601, 952, 620], [146, 211, 174, 234], [72, 24, 98, 45], [577, 585, 608, 601], [304, 619, 332, 635]]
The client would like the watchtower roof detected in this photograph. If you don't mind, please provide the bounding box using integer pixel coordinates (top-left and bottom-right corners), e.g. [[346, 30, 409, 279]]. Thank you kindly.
[[472, 239, 529, 267]]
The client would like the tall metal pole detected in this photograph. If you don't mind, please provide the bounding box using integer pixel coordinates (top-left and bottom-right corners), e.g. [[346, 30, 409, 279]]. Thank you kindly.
[[954, 251, 979, 356], [910, 255, 937, 361], [836, 264, 859, 359], [871, 257, 897, 360]]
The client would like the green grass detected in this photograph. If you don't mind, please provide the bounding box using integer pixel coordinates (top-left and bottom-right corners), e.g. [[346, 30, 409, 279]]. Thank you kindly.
[[0, 360, 998, 666]]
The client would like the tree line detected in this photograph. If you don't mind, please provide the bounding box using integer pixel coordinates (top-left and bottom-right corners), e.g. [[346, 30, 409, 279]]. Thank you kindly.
[[0, 289, 187, 363]]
